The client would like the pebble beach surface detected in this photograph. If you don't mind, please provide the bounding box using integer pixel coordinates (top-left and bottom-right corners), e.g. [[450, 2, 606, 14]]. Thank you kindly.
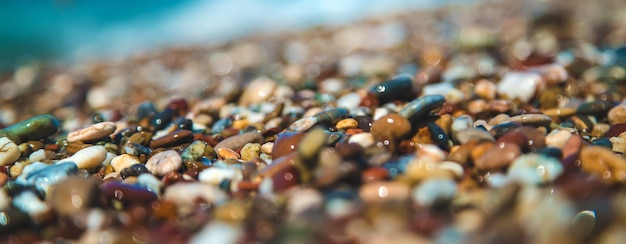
[[3, 0, 626, 243]]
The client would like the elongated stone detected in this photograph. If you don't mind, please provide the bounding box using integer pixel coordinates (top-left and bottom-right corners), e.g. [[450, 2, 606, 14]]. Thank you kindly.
[[214, 131, 264, 153], [399, 95, 446, 123], [370, 76, 414, 104], [0, 137, 20, 166], [56, 145, 107, 170], [145, 150, 182, 176], [67, 121, 117, 143], [2, 114, 60, 142]]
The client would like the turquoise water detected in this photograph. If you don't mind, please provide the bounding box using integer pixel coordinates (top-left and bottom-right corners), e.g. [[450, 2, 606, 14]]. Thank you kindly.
[[0, 0, 474, 69]]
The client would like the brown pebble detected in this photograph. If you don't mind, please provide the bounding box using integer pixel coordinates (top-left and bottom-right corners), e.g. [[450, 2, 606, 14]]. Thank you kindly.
[[214, 131, 265, 154], [359, 181, 410, 204], [496, 131, 529, 152], [336, 118, 359, 130], [470, 141, 495, 164], [271, 132, 305, 160], [513, 126, 546, 151], [362, 167, 390, 182], [475, 143, 521, 170], [608, 104, 626, 125], [370, 114, 412, 140], [149, 130, 193, 148], [217, 147, 241, 160], [0, 172, 7, 187]]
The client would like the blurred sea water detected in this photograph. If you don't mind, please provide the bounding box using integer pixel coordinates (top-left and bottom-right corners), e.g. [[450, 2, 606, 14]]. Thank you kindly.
[[0, 0, 479, 69]]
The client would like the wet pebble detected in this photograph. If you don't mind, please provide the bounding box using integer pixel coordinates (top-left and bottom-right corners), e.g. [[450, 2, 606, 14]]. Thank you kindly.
[[214, 131, 264, 153], [370, 114, 412, 140], [0, 137, 20, 166], [110, 154, 141, 172], [149, 130, 193, 148], [272, 132, 305, 160], [455, 128, 495, 144], [500, 114, 552, 127], [67, 121, 117, 143], [508, 153, 563, 185], [119, 164, 150, 179], [1, 114, 60, 143], [57, 145, 107, 169], [399, 95, 446, 123], [145, 150, 182, 176], [23, 162, 78, 193], [370, 76, 414, 104]]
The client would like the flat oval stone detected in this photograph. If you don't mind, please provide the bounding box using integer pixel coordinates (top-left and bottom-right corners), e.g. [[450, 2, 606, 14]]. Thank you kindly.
[[110, 154, 141, 172], [508, 154, 563, 185], [181, 140, 208, 162], [239, 77, 277, 106], [455, 128, 495, 144], [399, 95, 446, 123], [25, 162, 78, 193], [149, 130, 193, 148], [0, 137, 20, 166], [475, 143, 521, 170], [57, 145, 107, 169], [500, 114, 552, 127], [101, 181, 157, 204], [67, 122, 117, 143], [370, 114, 412, 140], [370, 76, 414, 104], [145, 150, 182, 176], [214, 131, 264, 153], [119, 164, 150, 179], [3, 114, 60, 142], [48, 176, 100, 216], [272, 132, 305, 160]]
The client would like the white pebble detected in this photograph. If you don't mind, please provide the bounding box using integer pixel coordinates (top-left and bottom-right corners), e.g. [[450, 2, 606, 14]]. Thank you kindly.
[[337, 92, 362, 109], [287, 188, 323, 220], [56, 145, 107, 169], [0, 137, 20, 166], [137, 173, 162, 197], [348, 133, 375, 148], [13, 191, 49, 216], [545, 129, 572, 149], [28, 149, 46, 162], [164, 182, 227, 211], [412, 178, 457, 206], [145, 150, 182, 176], [110, 154, 140, 172], [190, 221, 243, 244], [497, 72, 543, 103], [198, 167, 242, 185], [508, 154, 563, 185]]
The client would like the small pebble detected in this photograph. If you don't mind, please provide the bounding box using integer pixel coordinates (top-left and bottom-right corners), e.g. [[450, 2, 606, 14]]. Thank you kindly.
[[67, 121, 117, 142], [348, 133, 375, 148], [240, 143, 261, 162], [412, 178, 457, 206], [110, 154, 141, 172], [0, 137, 20, 166], [56, 145, 107, 170], [145, 150, 183, 176], [508, 153, 563, 185]]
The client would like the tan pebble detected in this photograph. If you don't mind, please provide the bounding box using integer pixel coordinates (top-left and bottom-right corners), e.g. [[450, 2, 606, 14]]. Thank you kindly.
[[261, 142, 274, 155], [608, 104, 626, 125], [437, 161, 464, 179], [239, 77, 277, 106], [145, 150, 183, 176], [467, 99, 487, 114], [416, 144, 447, 163], [580, 146, 626, 183], [435, 114, 453, 135], [371, 114, 412, 140], [488, 114, 511, 126], [217, 148, 240, 160], [232, 119, 249, 130], [240, 143, 261, 162], [110, 154, 141, 172], [67, 122, 117, 142], [591, 123, 610, 138], [359, 181, 410, 204], [542, 108, 576, 118], [336, 118, 359, 130], [406, 160, 454, 181], [10, 162, 25, 177], [0, 137, 20, 166], [474, 79, 496, 99], [303, 107, 323, 118], [470, 141, 495, 163], [610, 136, 626, 153], [103, 172, 119, 181], [545, 130, 572, 149]]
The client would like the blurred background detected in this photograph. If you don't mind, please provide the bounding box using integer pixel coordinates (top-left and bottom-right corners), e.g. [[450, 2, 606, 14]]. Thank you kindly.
[[0, 0, 478, 70]]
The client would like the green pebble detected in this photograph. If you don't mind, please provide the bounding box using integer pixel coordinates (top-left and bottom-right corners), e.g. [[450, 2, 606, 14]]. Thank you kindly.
[[182, 140, 208, 162], [4, 114, 60, 142]]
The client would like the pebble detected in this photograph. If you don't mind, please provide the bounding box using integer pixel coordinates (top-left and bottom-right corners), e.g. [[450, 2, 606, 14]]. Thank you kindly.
[[48, 177, 100, 216], [508, 154, 563, 185], [239, 77, 277, 106], [56, 145, 107, 169], [272, 132, 305, 160], [1, 114, 61, 143], [119, 164, 150, 179], [579, 146, 626, 184], [545, 129, 572, 149], [474, 79, 496, 99], [496, 72, 542, 103], [608, 103, 626, 125], [181, 140, 208, 162], [359, 181, 410, 204], [100, 181, 158, 204], [412, 178, 457, 206], [475, 143, 521, 170], [370, 114, 412, 140], [149, 130, 193, 148], [240, 143, 261, 161], [348, 132, 375, 148], [0, 137, 20, 166], [214, 131, 264, 153], [501, 114, 552, 127], [399, 95, 446, 123], [110, 154, 141, 172], [23, 162, 78, 193], [217, 147, 240, 159], [67, 121, 117, 143], [455, 128, 495, 144], [336, 118, 359, 130], [163, 182, 227, 211], [145, 150, 183, 176], [370, 76, 414, 104], [198, 167, 243, 185], [13, 191, 50, 218]]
